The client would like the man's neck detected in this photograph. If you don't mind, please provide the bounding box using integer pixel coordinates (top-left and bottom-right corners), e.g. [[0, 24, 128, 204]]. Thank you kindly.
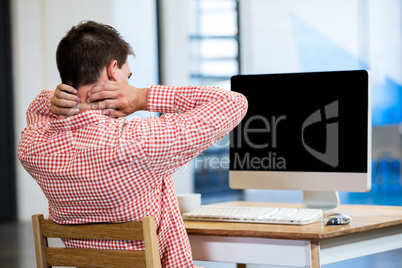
[[76, 71, 110, 113], [76, 85, 93, 113]]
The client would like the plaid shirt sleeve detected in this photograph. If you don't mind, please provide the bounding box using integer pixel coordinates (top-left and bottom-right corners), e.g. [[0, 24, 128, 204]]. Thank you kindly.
[[25, 89, 57, 125], [126, 85, 248, 178]]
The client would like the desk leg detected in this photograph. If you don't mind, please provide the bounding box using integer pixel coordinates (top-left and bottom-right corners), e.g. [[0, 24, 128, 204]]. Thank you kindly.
[[310, 241, 320, 268], [236, 264, 246, 268]]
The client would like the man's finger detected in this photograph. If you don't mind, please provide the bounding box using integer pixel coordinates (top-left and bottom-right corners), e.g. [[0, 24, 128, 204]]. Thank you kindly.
[[87, 90, 119, 103], [90, 81, 118, 95], [53, 97, 80, 108], [57, 84, 77, 94], [91, 99, 119, 110], [55, 90, 80, 102], [51, 106, 79, 116]]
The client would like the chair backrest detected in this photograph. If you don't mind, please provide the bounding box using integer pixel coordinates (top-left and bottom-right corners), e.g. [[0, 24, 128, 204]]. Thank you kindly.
[[32, 214, 161, 268]]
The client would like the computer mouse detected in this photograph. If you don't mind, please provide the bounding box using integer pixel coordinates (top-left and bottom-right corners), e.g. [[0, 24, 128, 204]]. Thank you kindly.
[[324, 213, 352, 226]]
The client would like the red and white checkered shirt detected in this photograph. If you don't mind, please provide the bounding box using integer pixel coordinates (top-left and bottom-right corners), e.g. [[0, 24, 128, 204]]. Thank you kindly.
[[18, 85, 247, 267]]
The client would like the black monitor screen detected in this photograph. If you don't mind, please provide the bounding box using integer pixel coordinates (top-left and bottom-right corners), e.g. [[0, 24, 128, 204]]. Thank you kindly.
[[230, 70, 369, 173]]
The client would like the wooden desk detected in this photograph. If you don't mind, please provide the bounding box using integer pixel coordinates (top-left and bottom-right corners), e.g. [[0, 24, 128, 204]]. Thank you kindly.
[[184, 202, 402, 267]]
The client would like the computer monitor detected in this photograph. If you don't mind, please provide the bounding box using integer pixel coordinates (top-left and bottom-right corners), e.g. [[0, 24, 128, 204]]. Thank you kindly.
[[229, 70, 371, 210]]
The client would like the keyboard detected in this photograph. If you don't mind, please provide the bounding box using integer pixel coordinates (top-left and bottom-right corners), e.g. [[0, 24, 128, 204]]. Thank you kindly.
[[182, 205, 323, 225]]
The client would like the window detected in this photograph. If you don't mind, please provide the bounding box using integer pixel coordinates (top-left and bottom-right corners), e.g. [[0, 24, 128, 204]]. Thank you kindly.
[[187, 0, 239, 87]]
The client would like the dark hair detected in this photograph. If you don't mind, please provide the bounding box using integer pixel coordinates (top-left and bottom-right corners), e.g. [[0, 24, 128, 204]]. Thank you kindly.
[[56, 21, 134, 88]]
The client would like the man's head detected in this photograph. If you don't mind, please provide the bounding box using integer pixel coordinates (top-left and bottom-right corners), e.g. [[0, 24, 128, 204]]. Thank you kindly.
[[56, 21, 134, 89]]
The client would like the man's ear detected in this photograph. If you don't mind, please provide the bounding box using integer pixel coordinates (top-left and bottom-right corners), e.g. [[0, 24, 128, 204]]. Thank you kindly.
[[107, 60, 118, 81]]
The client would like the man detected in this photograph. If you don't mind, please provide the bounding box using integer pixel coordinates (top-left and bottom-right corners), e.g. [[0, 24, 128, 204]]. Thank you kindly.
[[18, 21, 247, 267]]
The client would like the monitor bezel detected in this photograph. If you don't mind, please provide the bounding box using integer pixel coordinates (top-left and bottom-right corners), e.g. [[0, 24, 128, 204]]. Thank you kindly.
[[229, 70, 372, 194]]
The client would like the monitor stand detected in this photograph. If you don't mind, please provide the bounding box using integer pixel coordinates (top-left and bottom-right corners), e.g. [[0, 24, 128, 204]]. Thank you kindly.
[[303, 191, 340, 211]]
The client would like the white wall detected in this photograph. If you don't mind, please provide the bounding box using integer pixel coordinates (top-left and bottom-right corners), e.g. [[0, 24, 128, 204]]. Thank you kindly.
[[158, 0, 190, 87], [239, 0, 401, 83], [12, 0, 160, 221], [240, 0, 361, 74]]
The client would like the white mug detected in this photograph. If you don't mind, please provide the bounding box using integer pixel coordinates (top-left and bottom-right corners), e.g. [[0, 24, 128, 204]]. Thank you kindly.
[[177, 193, 201, 214]]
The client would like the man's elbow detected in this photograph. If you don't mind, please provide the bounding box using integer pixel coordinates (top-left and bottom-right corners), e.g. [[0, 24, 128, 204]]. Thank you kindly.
[[234, 92, 248, 115]]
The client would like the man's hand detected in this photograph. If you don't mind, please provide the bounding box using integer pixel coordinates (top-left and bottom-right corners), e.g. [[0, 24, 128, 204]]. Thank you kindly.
[[50, 81, 149, 118], [88, 81, 149, 118], [50, 84, 80, 118]]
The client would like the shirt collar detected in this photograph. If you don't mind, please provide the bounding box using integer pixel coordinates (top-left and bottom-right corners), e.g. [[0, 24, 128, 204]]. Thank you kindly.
[[46, 110, 110, 133]]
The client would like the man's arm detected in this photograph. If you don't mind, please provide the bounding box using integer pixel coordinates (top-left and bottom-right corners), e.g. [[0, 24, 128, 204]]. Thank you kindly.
[[26, 84, 81, 125], [50, 82, 248, 180], [124, 85, 248, 178], [26, 90, 60, 125]]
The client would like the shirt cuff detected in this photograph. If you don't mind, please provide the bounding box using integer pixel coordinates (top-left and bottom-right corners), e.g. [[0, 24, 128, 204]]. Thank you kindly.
[[147, 85, 177, 113]]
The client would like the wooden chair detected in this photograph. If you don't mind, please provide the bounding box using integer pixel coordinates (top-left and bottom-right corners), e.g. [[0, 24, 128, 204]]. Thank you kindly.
[[32, 214, 161, 268]]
